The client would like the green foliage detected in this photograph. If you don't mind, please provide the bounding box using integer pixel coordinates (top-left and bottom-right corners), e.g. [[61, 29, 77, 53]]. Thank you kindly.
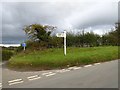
[[102, 29, 118, 46], [22, 23, 118, 52], [66, 31, 101, 47], [8, 46, 118, 70], [15, 45, 23, 52], [66, 33, 76, 47], [24, 24, 56, 42], [47, 36, 63, 48], [2, 49, 14, 61]]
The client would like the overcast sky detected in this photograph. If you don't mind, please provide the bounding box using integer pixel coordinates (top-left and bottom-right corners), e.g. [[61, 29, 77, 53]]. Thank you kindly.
[[0, 0, 119, 44]]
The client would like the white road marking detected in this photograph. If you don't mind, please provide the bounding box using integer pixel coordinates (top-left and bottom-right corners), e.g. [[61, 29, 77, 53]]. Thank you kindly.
[[56, 69, 70, 73], [42, 72, 53, 75], [63, 69, 70, 72], [28, 77, 41, 81], [8, 79, 22, 83], [84, 65, 92, 67], [27, 75, 38, 79], [8, 79, 23, 86], [68, 66, 77, 70], [45, 73, 56, 77], [94, 63, 101, 65], [73, 67, 82, 70], [0, 83, 2, 87], [27, 75, 41, 81], [68, 66, 81, 70], [9, 81, 24, 86]]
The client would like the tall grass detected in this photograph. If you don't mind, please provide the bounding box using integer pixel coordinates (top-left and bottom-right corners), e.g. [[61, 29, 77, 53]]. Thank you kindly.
[[8, 46, 118, 70], [2, 50, 14, 61]]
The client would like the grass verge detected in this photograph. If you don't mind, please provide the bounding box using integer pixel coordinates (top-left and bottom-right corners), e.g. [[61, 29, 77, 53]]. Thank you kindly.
[[8, 46, 118, 71]]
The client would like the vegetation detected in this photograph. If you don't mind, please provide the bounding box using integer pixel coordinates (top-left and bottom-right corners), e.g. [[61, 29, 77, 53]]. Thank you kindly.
[[8, 46, 118, 70], [24, 24, 56, 42], [2, 48, 14, 61], [16, 26, 118, 53], [5, 23, 119, 70], [22, 23, 119, 50], [66, 32, 101, 47]]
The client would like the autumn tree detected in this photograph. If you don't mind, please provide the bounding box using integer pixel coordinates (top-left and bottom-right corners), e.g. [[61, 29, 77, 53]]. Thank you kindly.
[[23, 24, 56, 42]]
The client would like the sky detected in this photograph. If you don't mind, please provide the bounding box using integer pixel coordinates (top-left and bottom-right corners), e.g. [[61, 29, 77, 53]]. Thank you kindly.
[[0, 0, 119, 44]]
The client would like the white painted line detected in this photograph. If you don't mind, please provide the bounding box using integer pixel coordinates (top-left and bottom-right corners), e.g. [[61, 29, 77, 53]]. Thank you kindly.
[[56, 69, 71, 73], [28, 77, 41, 81], [27, 75, 39, 79], [8, 79, 24, 86], [8, 79, 22, 83], [60, 69, 70, 73], [94, 63, 101, 65], [0, 83, 2, 88], [84, 65, 92, 67], [73, 67, 82, 70], [56, 70, 63, 73], [27, 75, 41, 81], [42, 72, 53, 75], [63, 69, 70, 72], [9, 81, 24, 86], [68, 66, 82, 70], [68, 66, 77, 70], [46, 73, 56, 77]]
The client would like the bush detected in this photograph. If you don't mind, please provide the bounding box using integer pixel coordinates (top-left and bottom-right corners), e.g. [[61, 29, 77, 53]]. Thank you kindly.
[[15, 45, 23, 52], [2, 50, 14, 61]]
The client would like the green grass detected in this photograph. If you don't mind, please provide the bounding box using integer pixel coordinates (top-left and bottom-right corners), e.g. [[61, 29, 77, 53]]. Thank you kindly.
[[2, 49, 14, 61], [8, 46, 118, 70]]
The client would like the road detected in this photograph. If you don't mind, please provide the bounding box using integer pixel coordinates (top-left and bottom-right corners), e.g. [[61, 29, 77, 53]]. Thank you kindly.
[[1, 60, 118, 88]]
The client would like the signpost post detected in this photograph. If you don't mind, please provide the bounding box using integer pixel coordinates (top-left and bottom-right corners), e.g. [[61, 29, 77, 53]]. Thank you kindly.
[[56, 30, 66, 56], [22, 43, 26, 51], [64, 30, 66, 56]]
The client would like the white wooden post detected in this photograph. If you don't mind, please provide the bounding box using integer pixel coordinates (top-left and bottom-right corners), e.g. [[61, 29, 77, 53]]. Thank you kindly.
[[56, 30, 67, 56], [24, 46, 25, 51], [64, 30, 66, 56]]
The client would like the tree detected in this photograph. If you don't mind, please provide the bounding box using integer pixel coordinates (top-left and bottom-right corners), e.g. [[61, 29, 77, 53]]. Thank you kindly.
[[66, 33, 76, 47], [81, 31, 101, 47], [23, 24, 56, 42], [102, 26, 118, 46]]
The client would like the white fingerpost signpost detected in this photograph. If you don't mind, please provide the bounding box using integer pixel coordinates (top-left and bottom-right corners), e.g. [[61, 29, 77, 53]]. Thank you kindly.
[[56, 30, 66, 56]]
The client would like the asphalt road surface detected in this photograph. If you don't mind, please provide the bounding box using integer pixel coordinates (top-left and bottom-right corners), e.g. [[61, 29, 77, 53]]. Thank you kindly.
[[1, 60, 118, 88]]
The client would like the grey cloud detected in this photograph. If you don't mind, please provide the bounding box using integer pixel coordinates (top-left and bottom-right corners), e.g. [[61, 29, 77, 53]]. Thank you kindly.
[[64, 2, 117, 29], [1, 1, 118, 43]]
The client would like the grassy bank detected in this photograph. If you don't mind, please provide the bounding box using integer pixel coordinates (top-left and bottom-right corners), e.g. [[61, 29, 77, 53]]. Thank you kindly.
[[8, 46, 118, 70], [2, 50, 14, 61]]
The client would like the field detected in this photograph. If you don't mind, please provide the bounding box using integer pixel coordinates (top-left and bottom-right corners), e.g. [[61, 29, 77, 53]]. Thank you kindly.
[[8, 46, 118, 70]]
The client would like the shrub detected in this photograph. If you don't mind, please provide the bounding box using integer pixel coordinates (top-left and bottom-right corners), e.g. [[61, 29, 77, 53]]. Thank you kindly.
[[2, 50, 14, 61]]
